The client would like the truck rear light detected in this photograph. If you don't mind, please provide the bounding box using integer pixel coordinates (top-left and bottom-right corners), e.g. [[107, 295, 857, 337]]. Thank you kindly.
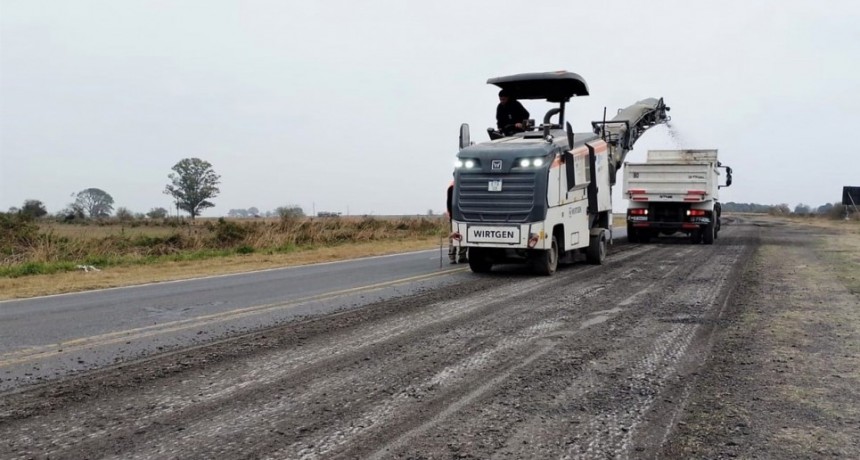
[[686, 209, 708, 217], [451, 232, 462, 241], [628, 189, 646, 194], [527, 233, 539, 248], [629, 208, 648, 216]]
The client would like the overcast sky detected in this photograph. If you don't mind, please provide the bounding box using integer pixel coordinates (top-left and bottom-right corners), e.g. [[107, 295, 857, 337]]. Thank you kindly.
[[2, 0, 858, 217]]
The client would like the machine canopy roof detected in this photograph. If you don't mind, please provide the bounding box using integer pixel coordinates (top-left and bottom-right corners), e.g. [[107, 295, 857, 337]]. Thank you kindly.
[[487, 71, 589, 102]]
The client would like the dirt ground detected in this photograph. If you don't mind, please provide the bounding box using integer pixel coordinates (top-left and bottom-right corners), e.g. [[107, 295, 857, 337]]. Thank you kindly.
[[0, 215, 857, 459], [662, 217, 860, 458]]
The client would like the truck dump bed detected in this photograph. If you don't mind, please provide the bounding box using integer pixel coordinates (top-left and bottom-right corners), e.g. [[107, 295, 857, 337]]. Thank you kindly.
[[622, 150, 720, 203]]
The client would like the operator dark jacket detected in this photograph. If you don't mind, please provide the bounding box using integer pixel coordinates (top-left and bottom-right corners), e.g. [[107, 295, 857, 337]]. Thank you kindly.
[[496, 99, 530, 131]]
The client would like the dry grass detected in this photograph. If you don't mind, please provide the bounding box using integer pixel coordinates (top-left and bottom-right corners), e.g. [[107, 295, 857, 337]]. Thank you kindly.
[[42, 222, 180, 239], [0, 215, 448, 298]]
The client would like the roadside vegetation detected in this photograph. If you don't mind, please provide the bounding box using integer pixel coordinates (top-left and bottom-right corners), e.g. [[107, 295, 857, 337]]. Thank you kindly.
[[0, 213, 446, 279], [2, 203, 854, 280]]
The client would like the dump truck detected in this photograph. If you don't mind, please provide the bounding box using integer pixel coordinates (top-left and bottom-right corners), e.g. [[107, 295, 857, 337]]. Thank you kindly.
[[623, 149, 733, 244], [450, 71, 670, 275]]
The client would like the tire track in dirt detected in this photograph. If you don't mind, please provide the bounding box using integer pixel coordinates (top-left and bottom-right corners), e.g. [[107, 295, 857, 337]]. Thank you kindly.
[[372, 233, 753, 459], [660, 221, 860, 459], [568, 246, 746, 459], [339, 241, 748, 458], [158, 248, 659, 459]]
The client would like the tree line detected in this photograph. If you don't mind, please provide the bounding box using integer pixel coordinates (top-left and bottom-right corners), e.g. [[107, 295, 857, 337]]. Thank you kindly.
[[722, 201, 851, 217], [4, 158, 220, 221], [5, 158, 851, 222]]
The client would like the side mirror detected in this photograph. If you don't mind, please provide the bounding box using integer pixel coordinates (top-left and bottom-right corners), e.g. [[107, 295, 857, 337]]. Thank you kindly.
[[719, 166, 733, 188], [459, 123, 471, 149]]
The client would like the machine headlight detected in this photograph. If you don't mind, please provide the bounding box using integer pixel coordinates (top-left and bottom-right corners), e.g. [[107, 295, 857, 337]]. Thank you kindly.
[[517, 157, 546, 168], [455, 159, 478, 169]]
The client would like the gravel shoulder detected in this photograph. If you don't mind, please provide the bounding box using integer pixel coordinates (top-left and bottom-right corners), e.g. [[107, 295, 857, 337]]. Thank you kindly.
[[661, 216, 860, 458]]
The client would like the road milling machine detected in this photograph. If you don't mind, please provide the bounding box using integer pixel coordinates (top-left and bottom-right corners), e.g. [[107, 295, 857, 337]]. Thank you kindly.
[[450, 71, 669, 275]]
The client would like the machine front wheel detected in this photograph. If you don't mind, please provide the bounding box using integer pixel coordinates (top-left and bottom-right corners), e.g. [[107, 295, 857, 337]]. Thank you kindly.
[[532, 236, 558, 276], [587, 230, 607, 265], [467, 248, 493, 273]]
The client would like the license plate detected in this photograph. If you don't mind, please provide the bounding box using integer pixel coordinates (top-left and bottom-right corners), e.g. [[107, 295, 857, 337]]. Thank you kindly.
[[629, 216, 648, 221], [488, 180, 502, 192]]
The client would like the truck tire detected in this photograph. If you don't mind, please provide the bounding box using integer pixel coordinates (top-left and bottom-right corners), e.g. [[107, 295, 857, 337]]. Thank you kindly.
[[467, 248, 493, 273], [714, 217, 720, 240], [532, 236, 558, 276], [703, 220, 715, 245], [587, 230, 607, 265], [714, 204, 722, 240], [626, 223, 639, 243]]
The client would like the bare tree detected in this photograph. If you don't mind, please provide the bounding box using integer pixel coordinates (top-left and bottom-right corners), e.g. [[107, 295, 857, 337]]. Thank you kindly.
[[163, 158, 221, 219]]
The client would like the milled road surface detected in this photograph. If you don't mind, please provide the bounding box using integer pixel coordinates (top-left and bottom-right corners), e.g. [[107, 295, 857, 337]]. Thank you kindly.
[[1, 221, 758, 458]]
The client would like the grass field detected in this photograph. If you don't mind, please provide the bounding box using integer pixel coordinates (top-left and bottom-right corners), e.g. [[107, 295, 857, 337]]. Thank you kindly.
[[0, 215, 447, 278]]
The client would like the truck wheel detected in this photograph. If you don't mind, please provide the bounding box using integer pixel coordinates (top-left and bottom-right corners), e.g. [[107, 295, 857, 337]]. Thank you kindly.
[[703, 220, 715, 245], [532, 236, 558, 276], [467, 249, 493, 273], [587, 230, 607, 265], [626, 223, 639, 243]]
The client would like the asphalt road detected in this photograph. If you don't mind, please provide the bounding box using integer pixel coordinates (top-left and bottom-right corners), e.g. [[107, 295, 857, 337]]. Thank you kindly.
[[0, 248, 472, 392], [0, 223, 760, 459]]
